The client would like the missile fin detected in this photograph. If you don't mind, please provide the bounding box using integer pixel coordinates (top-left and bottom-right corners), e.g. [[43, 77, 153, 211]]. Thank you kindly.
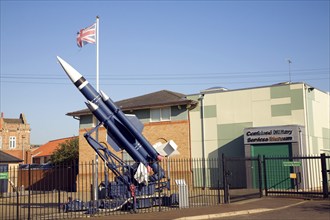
[[106, 133, 122, 152], [125, 114, 144, 133], [153, 140, 180, 157]]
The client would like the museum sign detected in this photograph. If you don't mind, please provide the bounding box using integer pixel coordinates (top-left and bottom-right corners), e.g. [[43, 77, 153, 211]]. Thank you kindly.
[[244, 125, 300, 144]]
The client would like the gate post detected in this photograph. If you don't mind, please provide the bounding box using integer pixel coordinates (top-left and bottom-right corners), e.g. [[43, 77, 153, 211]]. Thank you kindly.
[[217, 158, 221, 204], [320, 153, 329, 198], [262, 155, 268, 197], [28, 164, 31, 220], [222, 153, 229, 204], [257, 155, 263, 197], [15, 166, 19, 220]]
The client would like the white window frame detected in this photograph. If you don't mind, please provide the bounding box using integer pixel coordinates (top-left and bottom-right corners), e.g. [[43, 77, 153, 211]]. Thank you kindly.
[[9, 136, 16, 149], [150, 107, 171, 122]]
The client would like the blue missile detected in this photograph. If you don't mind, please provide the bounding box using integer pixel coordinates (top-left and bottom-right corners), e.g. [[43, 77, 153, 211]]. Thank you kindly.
[[99, 90, 163, 161], [85, 101, 149, 166], [56, 56, 164, 178]]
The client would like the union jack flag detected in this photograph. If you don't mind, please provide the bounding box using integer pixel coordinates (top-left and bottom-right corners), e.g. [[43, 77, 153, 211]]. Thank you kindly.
[[76, 23, 96, 47]]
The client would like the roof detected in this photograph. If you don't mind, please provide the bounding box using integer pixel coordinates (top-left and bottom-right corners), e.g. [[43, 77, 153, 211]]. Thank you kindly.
[[66, 90, 197, 117], [3, 118, 24, 124], [32, 137, 76, 158], [0, 151, 23, 163], [1, 113, 28, 124], [191, 82, 329, 96], [116, 90, 194, 110]]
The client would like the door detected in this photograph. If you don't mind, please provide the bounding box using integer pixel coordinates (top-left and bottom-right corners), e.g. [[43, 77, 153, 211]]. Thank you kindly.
[[251, 144, 294, 189], [0, 164, 8, 194]]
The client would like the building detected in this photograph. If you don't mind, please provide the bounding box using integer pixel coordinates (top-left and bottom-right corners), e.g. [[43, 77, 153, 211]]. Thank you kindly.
[[0, 113, 31, 164], [66, 90, 198, 163], [31, 137, 77, 164], [0, 151, 23, 195], [187, 82, 330, 188]]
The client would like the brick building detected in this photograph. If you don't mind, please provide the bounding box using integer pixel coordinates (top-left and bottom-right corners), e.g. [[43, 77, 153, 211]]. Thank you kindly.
[[66, 90, 198, 163], [31, 137, 77, 164], [0, 113, 31, 164]]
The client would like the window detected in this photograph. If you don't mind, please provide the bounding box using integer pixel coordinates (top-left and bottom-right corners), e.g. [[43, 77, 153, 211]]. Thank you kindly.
[[150, 107, 171, 122], [0, 136, 2, 148], [9, 136, 16, 149]]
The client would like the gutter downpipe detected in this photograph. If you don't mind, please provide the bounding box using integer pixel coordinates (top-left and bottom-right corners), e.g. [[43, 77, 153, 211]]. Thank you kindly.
[[303, 84, 311, 188], [198, 94, 206, 189], [303, 84, 311, 155], [299, 127, 307, 189]]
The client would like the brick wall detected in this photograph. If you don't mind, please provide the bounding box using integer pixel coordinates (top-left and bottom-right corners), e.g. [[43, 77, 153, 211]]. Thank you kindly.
[[78, 127, 121, 164], [0, 114, 31, 163], [78, 119, 191, 164], [77, 118, 191, 192], [143, 120, 191, 159]]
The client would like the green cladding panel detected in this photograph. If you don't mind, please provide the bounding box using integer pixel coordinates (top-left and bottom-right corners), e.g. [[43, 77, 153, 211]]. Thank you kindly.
[[218, 122, 252, 139], [204, 105, 217, 118], [271, 104, 291, 117], [290, 89, 304, 110], [270, 86, 290, 99], [217, 122, 252, 157], [322, 128, 330, 149]]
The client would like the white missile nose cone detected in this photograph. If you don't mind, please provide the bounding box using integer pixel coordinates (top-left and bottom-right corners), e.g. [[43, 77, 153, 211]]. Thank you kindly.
[[86, 101, 99, 111], [56, 56, 83, 83], [56, 56, 64, 63], [100, 90, 110, 101]]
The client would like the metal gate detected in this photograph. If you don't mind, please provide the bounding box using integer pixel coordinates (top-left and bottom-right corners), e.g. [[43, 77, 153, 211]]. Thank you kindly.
[[263, 153, 329, 198], [222, 154, 263, 203], [223, 153, 329, 203]]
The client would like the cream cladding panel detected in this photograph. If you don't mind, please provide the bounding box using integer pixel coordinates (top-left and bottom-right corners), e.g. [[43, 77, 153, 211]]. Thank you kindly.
[[252, 100, 272, 126], [251, 87, 270, 101], [190, 110, 202, 142], [204, 117, 218, 141], [217, 92, 235, 124], [233, 90, 252, 122]]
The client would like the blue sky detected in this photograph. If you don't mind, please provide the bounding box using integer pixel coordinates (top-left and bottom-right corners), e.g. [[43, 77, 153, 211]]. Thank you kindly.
[[1, 0, 329, 145]]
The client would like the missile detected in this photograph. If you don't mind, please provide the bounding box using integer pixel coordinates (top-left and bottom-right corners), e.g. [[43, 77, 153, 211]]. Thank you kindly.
[[85, 101, 149, 166], [100, 90, 163, 161], [57, 56, 164, 179]]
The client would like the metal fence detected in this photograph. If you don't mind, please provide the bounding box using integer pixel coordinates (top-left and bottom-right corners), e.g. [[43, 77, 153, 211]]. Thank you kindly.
[[222, 153, 329, 200], [263, 153, 330, 198], [0, 158, 225, 220], [222, 154, 263, 203], [1, 154, 329, 220]]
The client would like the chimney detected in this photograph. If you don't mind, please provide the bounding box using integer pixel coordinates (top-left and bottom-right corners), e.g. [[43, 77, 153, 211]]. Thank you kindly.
[[20, 113, 27, 124]]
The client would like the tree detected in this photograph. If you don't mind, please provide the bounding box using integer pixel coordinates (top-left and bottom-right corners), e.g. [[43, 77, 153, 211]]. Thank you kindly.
[[50, 137, 79, 164]]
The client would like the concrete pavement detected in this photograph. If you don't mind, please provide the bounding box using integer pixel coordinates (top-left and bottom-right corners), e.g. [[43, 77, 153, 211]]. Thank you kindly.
[[83, 197, 330, 220]]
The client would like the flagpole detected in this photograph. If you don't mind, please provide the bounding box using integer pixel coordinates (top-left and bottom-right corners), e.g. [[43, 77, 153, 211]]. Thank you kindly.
[[94, 15, 100, 202], [96, 16, 100, 91]]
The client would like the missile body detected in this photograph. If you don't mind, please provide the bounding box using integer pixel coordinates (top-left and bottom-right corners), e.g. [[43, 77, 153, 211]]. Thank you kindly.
[[100, 90, 162, 161], [86, 101, 149, 166], [57, 56, 164, 179]]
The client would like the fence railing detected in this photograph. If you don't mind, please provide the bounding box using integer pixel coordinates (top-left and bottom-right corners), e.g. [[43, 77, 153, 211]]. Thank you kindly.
[[0, 158, 225, 220], [0, 154, 329, 220], [263, 154, 330, 198]]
